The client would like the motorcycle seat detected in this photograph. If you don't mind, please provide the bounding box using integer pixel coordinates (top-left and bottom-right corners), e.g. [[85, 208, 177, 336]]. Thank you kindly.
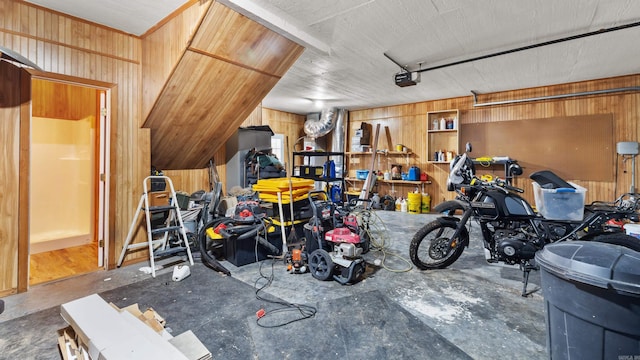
[[530, 170, 575, 189]]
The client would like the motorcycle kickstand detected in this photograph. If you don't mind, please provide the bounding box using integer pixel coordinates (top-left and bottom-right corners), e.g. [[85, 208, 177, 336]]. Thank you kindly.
[[520, 264, 539, 297]]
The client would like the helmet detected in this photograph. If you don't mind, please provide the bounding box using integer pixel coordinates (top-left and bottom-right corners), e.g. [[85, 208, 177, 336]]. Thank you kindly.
[[508, 163, 523, 177]]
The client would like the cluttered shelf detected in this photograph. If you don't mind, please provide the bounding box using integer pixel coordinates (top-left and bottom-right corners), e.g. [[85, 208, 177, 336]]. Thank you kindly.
[[472, 157, 520, 184], [345, 177, 431, 185], [292, 151, 345, 184]]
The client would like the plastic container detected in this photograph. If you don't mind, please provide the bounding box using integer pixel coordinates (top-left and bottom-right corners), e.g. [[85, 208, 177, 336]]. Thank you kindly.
[[624, 223, 640, 239], [371, 193, 381, 209], [175, 193, 190, 210], [532, 181, 586, 221], [330, 185, 342, 203], [407, 192, 421, 214], [355, 170, 369, 180], [421, 193, 431, 213], [223, 232, 283, 267], [408, 166, 420, 181], [323, 160, 336, 178], [535, 241, 640, 359]]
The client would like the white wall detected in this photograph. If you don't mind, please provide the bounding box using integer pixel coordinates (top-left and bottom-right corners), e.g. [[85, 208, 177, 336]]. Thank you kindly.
[[30, 116, 95, 252]]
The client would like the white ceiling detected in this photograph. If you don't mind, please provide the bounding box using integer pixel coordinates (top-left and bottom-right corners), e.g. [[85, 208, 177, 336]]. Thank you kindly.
[[26, 0, 640, 115]]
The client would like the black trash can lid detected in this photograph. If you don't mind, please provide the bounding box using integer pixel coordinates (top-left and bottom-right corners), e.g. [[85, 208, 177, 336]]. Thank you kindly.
[[535, 241, 640, 295]]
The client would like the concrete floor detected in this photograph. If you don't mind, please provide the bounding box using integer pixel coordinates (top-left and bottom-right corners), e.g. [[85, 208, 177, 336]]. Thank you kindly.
[[0, 211, 548, 359]]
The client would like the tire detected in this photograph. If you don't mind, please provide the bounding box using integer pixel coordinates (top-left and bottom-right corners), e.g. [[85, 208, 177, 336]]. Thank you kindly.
[[433, 200, 466, 216], [409, 219, 469, 270], [309, 249, 334, 280], [590, 233, 640, 251]]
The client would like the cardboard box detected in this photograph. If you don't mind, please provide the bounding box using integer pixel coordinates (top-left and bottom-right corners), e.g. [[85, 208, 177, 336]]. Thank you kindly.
[[149, 191, 170, 207], [58, 326, 83, 360], [358, 123, 372, 144], [60, 294, 190, 360], [111, 303, 168, 336], [351, 144, 366, 152]]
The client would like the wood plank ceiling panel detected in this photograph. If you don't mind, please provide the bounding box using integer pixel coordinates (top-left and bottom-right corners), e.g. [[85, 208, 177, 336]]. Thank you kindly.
[[191, 2, 302, 77], [144, 2, 304, 169], [147, 52, 281, 168]]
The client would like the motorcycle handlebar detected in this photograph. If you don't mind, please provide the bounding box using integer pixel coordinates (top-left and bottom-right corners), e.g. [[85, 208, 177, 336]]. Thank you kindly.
[[468, 177, 524, 193], [495, 178, 524, 193]]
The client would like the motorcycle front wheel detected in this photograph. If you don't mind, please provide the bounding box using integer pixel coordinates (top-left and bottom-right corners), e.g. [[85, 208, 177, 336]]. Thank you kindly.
[[409, 220, 469, 270], [433, 200, 466, 216]]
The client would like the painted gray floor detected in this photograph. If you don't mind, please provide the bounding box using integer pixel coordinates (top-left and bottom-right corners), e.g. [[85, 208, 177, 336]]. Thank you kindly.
[[0, 211, 547, 359]]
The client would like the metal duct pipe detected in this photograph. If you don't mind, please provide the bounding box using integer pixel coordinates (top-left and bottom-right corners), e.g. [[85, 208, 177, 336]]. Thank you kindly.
[[304, 107, 337, 139], [472, 87, 640, 107], [331, 109, 347, 178]]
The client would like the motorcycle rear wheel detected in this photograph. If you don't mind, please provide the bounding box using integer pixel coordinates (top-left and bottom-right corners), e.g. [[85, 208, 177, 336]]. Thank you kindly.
[[590, 233, 640, 251], [410, 220, 469, 270]]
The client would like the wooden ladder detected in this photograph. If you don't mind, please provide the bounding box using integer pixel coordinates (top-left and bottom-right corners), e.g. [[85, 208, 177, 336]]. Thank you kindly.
[[117, 176, 194, 277]]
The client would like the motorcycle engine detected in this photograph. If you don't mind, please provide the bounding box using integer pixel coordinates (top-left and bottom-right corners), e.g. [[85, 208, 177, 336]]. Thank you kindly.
[[494, 229, 537, 261], [335, 242, 363, 259]]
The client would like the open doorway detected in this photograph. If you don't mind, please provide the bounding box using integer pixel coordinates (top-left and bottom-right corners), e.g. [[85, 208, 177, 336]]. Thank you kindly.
[[28, 79, 109, 285]]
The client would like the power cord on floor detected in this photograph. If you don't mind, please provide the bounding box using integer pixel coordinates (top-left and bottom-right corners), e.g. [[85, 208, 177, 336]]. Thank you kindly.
[[351, 208, 413, 273], [253, 258, 317, 328]]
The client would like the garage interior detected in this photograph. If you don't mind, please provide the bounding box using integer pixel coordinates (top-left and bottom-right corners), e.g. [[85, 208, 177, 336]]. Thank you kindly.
[[1, 0, 640, 359]]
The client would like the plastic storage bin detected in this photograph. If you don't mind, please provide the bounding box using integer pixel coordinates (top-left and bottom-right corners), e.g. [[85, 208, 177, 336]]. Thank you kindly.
[[624, 223, 640, 239], [532, 181, 586, 221], [355, 170, 369, 180], [535, 241, 640, 359]]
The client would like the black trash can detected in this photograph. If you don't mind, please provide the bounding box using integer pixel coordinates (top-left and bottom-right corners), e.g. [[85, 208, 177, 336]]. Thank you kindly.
[[535, 241, 640, 359]]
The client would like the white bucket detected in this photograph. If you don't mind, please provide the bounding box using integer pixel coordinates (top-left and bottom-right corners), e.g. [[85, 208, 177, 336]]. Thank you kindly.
[[624, 223, 640, 239]]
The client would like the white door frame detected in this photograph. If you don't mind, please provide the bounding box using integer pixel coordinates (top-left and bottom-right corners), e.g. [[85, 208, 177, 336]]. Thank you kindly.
[[29, 77, 111, 270], [97, 90, 111, 267]]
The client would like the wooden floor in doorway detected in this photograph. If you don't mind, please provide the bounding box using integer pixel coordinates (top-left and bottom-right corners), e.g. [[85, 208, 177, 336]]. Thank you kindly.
[[29, 242, 101, 286]]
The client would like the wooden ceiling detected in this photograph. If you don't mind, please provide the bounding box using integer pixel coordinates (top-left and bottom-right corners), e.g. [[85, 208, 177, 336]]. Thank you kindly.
[[143, 2, 303, 169]]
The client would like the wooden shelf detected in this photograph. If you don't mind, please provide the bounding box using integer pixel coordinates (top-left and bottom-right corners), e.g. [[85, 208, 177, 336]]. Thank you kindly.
[[427, 129, 457, 133], [346, 151, 413, 156], [427, 109, 459, 163], [293, 151, 344, 157], [345, 177, 431, 185]]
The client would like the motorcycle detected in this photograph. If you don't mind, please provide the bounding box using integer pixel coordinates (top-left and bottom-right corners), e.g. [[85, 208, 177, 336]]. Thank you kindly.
[[410, 145, 640, 296]]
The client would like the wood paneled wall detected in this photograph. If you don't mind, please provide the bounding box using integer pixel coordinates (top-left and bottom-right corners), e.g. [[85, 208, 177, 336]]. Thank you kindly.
[[0, 0, 148, 293], [160, 107, 304, 210], [141, 0, 209, 121], [350, 75, 640, 206], [0, 0, 305, 293], [163, 169, 211, 193], [0, 61, 21, 293], [31, 80, 97, 120]]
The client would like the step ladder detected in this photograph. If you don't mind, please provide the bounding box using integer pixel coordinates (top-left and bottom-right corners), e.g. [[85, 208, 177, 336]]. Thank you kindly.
[[117, 176, 194, 277]]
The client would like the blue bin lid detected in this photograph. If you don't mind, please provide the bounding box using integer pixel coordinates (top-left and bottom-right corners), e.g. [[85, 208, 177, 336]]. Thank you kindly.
[[535, 241, 640, 295]]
